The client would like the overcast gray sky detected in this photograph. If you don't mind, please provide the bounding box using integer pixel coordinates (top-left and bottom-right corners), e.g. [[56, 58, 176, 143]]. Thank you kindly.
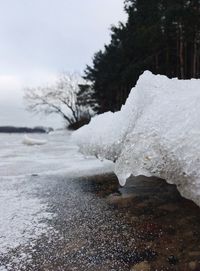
[[0, 0, 126, 127]]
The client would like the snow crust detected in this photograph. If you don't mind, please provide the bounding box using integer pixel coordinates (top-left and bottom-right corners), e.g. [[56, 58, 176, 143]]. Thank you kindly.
[[74, 71, 200, 207]]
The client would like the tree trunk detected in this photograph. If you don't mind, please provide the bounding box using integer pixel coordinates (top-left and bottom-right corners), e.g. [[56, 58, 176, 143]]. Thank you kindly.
[[179, 24, 184, 79], [193, 34, 197, 78]]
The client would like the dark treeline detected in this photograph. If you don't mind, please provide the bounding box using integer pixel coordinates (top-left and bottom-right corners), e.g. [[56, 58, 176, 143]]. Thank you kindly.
[[84, 0, 200, 113], [0, 126, 53, 133]]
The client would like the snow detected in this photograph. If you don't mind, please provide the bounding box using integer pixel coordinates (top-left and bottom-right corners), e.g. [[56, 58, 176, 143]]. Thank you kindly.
[[74, 71, 200, 207], [0, 175, 52, 254], [22, 135, 47, 146]]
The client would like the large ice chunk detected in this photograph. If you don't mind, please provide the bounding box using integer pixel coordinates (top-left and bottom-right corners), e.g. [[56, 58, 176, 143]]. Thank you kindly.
[[74, 71, 200, 206]]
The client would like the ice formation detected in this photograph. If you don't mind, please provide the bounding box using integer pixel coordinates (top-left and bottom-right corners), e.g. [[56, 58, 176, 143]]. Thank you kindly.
[[23, 135, 47, 146], [74, 71, 200, 207]]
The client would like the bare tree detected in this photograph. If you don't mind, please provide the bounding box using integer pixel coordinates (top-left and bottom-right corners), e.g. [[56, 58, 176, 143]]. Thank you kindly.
[[24, 73, 95, 128]]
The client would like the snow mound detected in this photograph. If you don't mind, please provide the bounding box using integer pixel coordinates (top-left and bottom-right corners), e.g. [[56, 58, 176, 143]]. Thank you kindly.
[[23, 135, 47, 146], [74, 71, 200, 207]]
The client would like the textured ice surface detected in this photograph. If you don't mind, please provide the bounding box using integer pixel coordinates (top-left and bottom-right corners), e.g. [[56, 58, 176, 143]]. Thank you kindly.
[[74, 71, 200, 206]]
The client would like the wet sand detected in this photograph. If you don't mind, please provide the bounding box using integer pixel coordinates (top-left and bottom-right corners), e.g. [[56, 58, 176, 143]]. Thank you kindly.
[[1, 173, 200, 271]]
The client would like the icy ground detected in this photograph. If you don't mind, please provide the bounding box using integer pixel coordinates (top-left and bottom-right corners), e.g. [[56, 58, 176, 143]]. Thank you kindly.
[[74, 71, 200, 207], [0, 131, 113, 262], [1, 131, 200, 270]]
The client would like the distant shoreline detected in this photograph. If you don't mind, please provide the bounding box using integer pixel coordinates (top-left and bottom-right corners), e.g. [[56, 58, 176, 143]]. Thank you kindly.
[[0, 126, 53, 133]]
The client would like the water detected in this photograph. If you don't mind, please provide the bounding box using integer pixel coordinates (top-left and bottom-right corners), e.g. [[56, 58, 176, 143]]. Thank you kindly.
[[1, 132, 200, 270]]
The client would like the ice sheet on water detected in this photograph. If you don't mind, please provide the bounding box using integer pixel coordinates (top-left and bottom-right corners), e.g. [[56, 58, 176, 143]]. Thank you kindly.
[[74, 71, 200, 206]]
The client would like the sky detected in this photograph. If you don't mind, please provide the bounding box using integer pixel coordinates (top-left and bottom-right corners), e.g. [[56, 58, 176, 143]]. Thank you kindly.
[[0, 0, 126, 128]]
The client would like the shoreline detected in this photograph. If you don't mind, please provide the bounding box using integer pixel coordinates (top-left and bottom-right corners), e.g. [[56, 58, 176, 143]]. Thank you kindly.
[[1, 173, 200, 270]]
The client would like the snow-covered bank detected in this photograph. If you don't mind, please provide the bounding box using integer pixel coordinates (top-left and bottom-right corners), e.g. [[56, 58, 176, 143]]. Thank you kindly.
[[74, 71, 200, 207]]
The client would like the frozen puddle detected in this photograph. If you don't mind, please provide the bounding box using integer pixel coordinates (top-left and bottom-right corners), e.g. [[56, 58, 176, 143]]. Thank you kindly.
[[0, 175, 52, 255]]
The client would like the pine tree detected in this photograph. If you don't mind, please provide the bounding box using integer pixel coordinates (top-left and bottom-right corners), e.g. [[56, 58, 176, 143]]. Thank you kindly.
[[84, 0, 200, 113]]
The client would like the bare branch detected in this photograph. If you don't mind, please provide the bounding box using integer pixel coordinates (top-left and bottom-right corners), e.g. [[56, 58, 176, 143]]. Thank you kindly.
[[23, 72, 95, 128]]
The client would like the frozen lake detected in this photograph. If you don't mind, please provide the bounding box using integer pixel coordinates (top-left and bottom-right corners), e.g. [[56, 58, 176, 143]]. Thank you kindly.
[[0, 131, 112, 178]]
